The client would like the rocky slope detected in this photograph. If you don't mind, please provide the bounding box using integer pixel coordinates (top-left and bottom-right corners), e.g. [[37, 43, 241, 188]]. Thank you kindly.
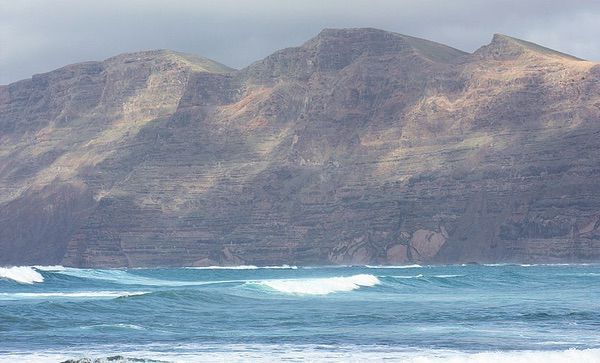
[[1, 28, 600, 267]]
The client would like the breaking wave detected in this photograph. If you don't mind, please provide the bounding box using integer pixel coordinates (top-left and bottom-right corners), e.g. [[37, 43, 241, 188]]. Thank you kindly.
[[0, 266, 44, 284], [53, 268, 221, 286], [251, 274, 380, 295], [2, 265, 600, 361]]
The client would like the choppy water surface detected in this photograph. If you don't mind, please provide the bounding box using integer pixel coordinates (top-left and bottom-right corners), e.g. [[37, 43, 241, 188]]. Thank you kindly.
[[1, 264, 599, 362]]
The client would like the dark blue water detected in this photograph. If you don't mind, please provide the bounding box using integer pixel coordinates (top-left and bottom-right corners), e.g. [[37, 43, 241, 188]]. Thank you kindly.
[[1, 264, 599, 362]]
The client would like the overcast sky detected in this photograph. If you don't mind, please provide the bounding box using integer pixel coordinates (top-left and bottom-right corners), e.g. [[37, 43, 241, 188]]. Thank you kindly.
[[1, 0, 600, 84]]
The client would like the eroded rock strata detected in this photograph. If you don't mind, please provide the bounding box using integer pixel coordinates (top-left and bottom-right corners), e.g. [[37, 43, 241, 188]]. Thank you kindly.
[[1, 29, 600, 267]]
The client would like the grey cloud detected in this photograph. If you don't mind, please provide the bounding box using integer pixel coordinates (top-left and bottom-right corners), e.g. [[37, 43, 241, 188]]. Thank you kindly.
[[1, 0, 600, 84]]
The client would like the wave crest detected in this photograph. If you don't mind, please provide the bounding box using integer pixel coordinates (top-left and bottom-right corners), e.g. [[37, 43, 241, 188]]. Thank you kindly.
[[0, 266, 44, 284], [254, 274, 380, 295], [33, 265, 66, 271], [187, 265, 297, 270]]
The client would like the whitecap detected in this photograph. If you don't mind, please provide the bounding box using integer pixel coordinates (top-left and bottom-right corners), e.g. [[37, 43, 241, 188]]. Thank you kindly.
[[0, 266, 44, 284], [251, 274, 380, 295]]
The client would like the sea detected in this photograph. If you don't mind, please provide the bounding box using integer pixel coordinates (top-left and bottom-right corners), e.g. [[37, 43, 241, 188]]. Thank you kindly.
[[0, 264, 599, 362]]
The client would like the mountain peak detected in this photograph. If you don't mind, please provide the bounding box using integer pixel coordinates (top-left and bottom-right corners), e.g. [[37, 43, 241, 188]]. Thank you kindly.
[[475, 33, 583, 61], [314, 27, 388, 37], [303, 27, 467, 65], [103, 49, 235, 74], [241, 27, 467, 81]]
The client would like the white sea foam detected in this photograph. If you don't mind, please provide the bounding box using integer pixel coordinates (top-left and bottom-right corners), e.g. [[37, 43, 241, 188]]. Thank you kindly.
[[1, 347, 598, 363], [0, 291, 148, 300], [0, 266, 44, 284], [401, 348, 600, 363], [253, 274, 380, 295]]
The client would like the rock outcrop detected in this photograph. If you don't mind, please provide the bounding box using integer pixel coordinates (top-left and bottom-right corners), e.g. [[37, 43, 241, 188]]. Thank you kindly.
[[1, 28, 600, 267]]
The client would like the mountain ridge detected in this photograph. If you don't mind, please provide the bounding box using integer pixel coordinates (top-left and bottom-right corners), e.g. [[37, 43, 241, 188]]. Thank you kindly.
[[1, 28, 600, 267], [474, 33, 586, 62], [4, 29, 589, 87]]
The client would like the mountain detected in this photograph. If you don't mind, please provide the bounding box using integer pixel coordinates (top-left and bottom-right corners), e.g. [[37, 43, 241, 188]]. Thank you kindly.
[[1, 28, 600, 267]]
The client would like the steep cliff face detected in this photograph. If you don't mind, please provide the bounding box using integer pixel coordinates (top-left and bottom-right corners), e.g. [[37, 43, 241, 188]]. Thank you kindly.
[[2, 28, 600, 267]]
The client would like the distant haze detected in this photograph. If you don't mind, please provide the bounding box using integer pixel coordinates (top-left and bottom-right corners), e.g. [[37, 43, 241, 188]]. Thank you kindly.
[[1, 0, 600, 84]]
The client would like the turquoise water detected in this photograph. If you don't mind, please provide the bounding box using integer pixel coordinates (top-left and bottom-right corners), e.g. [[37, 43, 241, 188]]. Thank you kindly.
[[1, 264, 599, 362]]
